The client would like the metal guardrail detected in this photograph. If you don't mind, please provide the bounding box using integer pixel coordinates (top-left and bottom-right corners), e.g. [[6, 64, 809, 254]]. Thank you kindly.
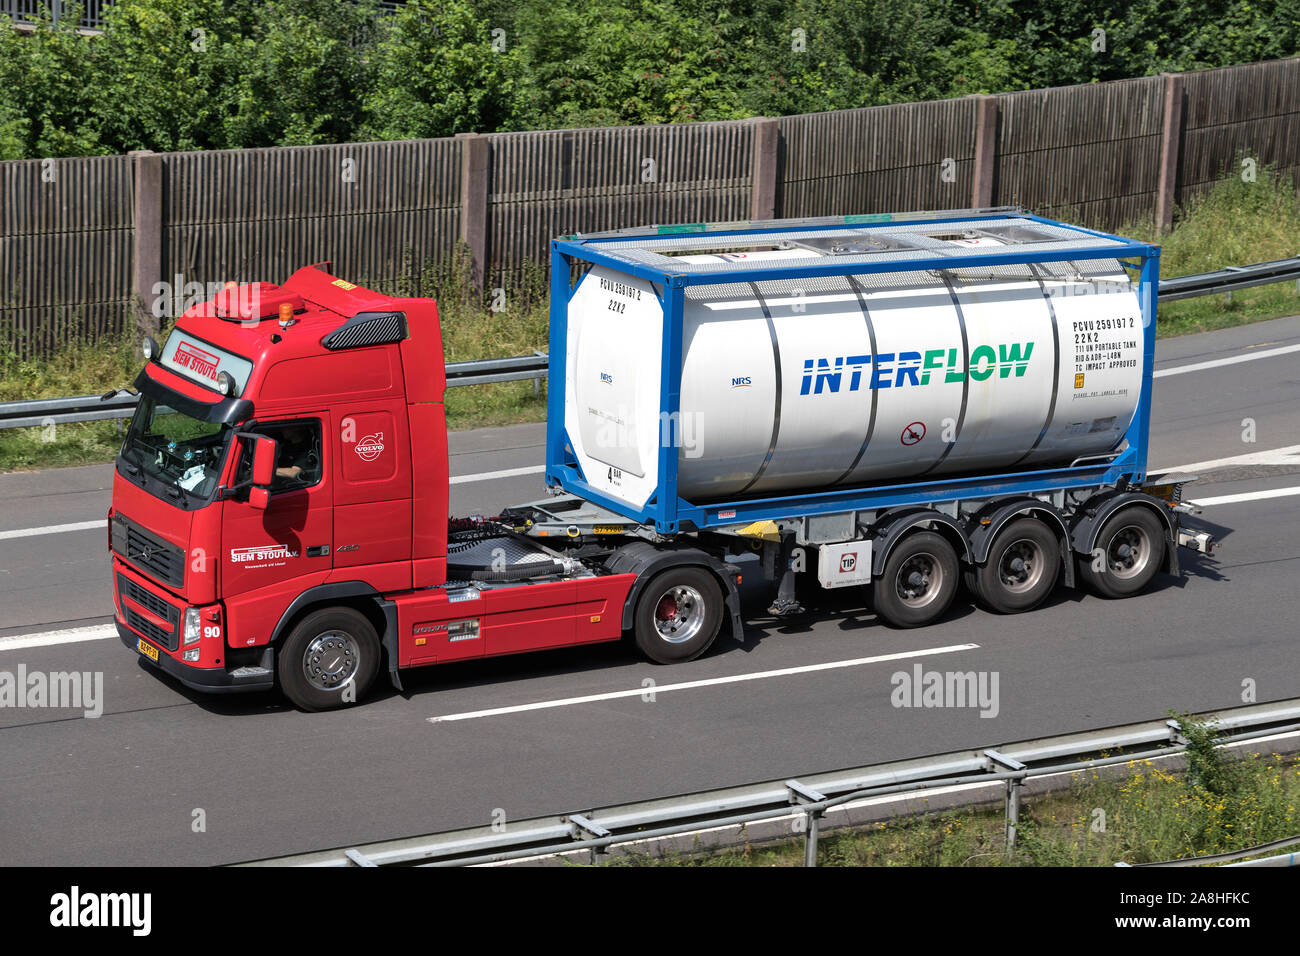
[[2, 255, 1296, 432], [236, 698, 1300, 867], [0, 392, 141, 430], [1157, 255, 1300, 301], [1122, 834, 1300, 868]]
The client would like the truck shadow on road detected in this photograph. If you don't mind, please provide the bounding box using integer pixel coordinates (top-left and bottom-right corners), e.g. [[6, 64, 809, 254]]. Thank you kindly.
[[171, 531, 1236, 716]]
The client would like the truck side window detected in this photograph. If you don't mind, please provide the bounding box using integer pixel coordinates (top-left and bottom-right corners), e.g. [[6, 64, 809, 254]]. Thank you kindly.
[[237, 420, 323, 493]]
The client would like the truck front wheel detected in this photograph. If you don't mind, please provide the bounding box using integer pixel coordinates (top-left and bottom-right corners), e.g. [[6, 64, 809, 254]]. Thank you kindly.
[[279, 607, 380, 711], [633, 567, 724, 664]]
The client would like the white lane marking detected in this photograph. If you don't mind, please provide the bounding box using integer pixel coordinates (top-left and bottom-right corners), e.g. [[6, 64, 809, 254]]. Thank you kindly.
[[449, 464, 545, 485], [0, 520, 102, 541], [1155, 444, 1300, 474], [0, 623, 117, 652], [1, 465, 547, 541], [428, 643, 980, 723], [1190, 485, 1300, 507], [1154, 343, 1300, 378]]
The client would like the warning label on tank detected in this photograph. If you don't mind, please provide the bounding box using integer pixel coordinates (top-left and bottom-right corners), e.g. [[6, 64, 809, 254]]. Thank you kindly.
[[1069, 313, 1139, 402], [1072, 315, 1139, 374]]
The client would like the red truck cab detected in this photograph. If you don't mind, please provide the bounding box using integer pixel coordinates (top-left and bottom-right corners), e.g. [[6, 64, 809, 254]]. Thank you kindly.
[[110, 266, 725, 709]]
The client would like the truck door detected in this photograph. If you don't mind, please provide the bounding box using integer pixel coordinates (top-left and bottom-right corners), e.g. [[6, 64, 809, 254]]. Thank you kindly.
[[221, 414, 335, 648], [332, 401, 413, 592]]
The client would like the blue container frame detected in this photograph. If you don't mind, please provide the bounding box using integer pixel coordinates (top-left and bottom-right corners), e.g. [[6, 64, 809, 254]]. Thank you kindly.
[[546, 211, 1160, 534]]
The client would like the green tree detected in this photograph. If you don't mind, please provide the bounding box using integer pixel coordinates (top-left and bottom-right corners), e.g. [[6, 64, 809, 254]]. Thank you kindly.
[[83, 0, 235, 153], [362, 0, 515, 139], [0, 3, 101, 156], [1, 0, 1298, 158], [217, 0, 378, 148]]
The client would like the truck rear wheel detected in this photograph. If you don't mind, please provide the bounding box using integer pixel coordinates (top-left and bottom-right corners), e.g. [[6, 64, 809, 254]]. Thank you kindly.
[[969, 518, 1060, 614], [872, 531, 959, 628], [633, 567, 724, 664], [279, 607, 380, 711], [1078, 506, 1166, 599]]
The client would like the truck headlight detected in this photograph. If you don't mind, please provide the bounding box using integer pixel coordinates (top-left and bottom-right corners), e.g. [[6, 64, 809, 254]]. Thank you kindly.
[[183, 607, 201, 646]]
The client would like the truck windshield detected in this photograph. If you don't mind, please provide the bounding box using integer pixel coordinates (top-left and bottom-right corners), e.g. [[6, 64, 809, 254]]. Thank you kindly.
[[120, 397, 232, 504]]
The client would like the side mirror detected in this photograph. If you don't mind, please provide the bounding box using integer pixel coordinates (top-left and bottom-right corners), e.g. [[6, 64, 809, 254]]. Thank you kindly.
[[252, 436, 278, 487], [249, 486, 270, 511]]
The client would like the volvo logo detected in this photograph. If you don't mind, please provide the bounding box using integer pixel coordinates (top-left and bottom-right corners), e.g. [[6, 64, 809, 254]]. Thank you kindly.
[[355, 433, 385, 461]]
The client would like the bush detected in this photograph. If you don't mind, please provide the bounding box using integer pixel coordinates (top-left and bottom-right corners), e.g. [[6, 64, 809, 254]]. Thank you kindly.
[[3, 0, 1298, 156]]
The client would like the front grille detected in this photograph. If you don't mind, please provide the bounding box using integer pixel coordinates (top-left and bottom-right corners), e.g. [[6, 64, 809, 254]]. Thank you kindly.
[[125, 608, 176, 650], [112, 514, 184, 588], [118, 574, 180, 650]]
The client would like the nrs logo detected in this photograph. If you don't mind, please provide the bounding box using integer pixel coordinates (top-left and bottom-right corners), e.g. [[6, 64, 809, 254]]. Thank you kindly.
[[355, 433, 385, 461], [800, 342, 1035, 395], [600, 372, 614, 385], [730, 376, 752, 388]]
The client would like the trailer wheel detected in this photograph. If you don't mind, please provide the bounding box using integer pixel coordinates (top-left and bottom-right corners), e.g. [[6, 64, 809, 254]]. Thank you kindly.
[[872, 531, 959, 628], [633, 567, 724, 664], [1078, 506, 1166, 599], [279, 607, 380, 711], [969, 518, 1060, 614]]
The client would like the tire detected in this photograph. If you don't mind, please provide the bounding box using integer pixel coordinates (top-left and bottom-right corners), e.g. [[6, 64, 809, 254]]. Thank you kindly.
[[633, 567, 724, 664], [970, 518, 1061, 614], [279, 606, 380, 711], [872, 531, 959, 628], [1077, 506, 1167, 599]]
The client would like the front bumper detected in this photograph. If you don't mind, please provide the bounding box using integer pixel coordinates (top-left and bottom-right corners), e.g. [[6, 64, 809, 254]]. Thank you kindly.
[[117, 621, 275, 693]]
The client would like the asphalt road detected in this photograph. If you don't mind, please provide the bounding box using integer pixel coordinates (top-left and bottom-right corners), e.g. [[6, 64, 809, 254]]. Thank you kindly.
[[1, 315, 1298, 865]]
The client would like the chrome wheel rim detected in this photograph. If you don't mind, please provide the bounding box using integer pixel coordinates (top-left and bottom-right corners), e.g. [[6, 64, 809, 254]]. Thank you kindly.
[[896, 553, 944, 608], [654, 585, 705, 644], [303, 631, 359, 691], [1106, 525, 1152, 580], [998, 538, 1046, 594]]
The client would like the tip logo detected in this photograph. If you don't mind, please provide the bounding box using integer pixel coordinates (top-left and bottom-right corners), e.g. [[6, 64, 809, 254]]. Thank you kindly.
[[356, 433, 384, 461]]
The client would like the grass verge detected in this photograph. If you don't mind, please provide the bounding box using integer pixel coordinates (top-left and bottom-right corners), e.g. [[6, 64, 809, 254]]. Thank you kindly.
[[606, 716, 1300, 867], [1125, 167, 1300, 337]]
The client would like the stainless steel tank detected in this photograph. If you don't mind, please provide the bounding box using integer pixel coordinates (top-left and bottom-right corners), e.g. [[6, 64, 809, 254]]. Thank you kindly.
[[565, 234, 1144, 510]]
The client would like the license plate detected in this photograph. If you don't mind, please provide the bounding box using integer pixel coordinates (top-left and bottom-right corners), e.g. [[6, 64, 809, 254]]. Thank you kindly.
[[137, 638, 159, 662], [592, 525, 625, 534]]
